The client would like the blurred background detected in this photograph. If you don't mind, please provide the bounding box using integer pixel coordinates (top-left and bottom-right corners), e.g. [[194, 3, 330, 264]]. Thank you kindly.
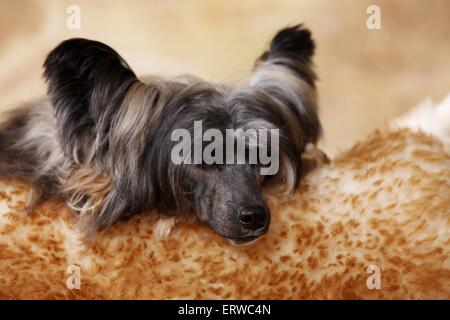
[[0, 0, 449, 156]]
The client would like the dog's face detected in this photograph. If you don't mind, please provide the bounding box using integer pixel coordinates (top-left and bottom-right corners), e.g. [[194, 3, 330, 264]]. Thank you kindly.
[[43, 25, 321, 244], [185, 164, 269, 244], [145, 84, 288, 244]]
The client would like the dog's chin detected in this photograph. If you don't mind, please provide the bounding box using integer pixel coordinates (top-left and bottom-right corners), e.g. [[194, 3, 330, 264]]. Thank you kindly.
[[224, 235, 264, 246]]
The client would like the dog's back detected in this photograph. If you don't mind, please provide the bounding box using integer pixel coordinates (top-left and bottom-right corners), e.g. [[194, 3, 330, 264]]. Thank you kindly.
[[0, 100, 64, 203]]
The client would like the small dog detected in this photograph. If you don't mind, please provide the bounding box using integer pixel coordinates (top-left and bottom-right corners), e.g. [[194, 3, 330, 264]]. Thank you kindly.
[[0, 25, 325, 244]]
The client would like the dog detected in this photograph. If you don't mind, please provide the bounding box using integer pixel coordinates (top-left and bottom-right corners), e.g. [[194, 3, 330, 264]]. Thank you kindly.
[[0, 25, 325, 244]]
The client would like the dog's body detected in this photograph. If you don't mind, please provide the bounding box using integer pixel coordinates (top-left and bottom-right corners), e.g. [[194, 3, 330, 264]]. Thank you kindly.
[[0, 25, 323, 244]]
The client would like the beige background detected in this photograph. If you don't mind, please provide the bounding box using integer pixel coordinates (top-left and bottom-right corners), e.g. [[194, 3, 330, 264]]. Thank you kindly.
[[0, 0, 449, 156]]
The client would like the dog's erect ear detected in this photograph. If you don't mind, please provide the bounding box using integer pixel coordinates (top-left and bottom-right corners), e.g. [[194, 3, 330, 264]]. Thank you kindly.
[[250, 25, 322, 194], [43, 38, 139, 164], [268, 24, 315, 62], [250, 25, 321, 146], [43, 39, 151, 235]]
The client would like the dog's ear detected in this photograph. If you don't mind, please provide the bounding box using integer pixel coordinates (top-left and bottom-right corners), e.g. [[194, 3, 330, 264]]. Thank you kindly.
[[43, 39, 157, 234], [250, 25, 322, 194], [268, 24, 315, 61], [43, 38, 139, 164], [250, 25, 321, 145]]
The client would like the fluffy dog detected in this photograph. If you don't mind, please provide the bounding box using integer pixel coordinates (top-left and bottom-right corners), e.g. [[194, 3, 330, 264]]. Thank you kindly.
[[0, 25, 324, 244]]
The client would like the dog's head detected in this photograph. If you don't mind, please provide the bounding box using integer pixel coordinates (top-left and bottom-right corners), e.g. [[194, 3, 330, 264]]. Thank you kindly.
[[43, 25, 321, 244]]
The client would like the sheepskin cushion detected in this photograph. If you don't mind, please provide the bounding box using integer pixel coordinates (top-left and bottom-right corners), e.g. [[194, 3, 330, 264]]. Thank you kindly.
[[0, 128, 449, 299]]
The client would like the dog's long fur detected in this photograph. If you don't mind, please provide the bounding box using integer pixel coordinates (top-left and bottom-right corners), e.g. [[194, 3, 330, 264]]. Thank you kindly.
[[0, 25, 322, 241]]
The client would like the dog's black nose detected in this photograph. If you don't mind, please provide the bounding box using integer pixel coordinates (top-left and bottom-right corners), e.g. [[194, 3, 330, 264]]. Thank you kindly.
[[238, 206, 269, 231]]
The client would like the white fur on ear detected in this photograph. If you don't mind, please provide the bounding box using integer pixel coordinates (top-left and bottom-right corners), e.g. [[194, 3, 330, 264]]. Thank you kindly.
[[154, 217, 176, 239]]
